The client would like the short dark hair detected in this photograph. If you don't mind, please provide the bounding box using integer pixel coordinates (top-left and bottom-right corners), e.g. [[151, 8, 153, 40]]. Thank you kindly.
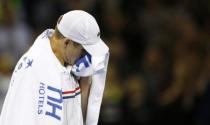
[[54, 15, 65, 39], [54, 26, 65, 39]]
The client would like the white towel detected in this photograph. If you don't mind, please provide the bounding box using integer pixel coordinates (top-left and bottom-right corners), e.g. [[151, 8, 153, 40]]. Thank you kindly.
[[85, 53, 109, 125], [0, 29, 83, 125], [71, 52, 110, 125], [0, 29, 109, 125]]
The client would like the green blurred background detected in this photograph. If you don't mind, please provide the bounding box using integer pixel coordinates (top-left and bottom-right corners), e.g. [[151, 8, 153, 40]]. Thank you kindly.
[[0, 0, 210, 125]]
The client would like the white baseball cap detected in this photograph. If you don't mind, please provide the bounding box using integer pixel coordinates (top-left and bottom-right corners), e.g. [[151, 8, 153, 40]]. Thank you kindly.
[[57, 10, 109, 56]]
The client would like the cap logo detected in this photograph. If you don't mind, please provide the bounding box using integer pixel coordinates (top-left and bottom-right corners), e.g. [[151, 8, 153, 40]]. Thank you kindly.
[[97, 32, 100, 37]]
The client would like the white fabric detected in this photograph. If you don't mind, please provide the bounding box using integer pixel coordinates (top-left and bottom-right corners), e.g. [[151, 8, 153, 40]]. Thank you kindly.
[[71, 52, 109, 125], [85, 53, 109, 125], [0, 29, 83, 125], [61, 66, 83, 125], [57, 10, 109, 56]]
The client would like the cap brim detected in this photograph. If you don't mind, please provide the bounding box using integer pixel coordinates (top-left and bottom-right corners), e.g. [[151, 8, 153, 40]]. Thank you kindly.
[[82, 39, 109, 56]]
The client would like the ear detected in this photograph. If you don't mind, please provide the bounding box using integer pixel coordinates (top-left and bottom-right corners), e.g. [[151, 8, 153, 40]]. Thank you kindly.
[[64, 38, 71, 48]]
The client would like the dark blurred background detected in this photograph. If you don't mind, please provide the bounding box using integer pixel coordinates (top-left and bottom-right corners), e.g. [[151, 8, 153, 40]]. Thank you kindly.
[[1, 0, 210, 125]]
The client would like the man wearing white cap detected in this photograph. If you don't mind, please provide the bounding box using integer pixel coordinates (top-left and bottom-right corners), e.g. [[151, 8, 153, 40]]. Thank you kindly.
[[0, 10, 109, 125]]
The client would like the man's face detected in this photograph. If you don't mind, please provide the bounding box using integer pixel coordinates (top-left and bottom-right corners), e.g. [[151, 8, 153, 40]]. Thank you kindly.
[[64, 39, 85, 65]]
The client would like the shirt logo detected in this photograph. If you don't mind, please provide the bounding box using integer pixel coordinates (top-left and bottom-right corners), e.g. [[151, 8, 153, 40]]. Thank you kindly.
[[16, 57, 33, 72], [25, 59, 33, 69], [37, 82, 63, 121]]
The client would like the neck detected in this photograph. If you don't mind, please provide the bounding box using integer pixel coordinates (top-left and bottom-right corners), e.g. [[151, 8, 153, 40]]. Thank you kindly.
[[49, 35, 65, 66]]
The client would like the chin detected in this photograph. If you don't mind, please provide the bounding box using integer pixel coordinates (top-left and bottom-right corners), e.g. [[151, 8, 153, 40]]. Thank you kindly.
[[64, 61, 73, 66], [70, 60, 76, 65], [66, 59, 75, 66], [68, 62, 74, 66]]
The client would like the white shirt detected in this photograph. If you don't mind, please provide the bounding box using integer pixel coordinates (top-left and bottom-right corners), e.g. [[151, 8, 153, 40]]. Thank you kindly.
[[0, 29, 83, 125]]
